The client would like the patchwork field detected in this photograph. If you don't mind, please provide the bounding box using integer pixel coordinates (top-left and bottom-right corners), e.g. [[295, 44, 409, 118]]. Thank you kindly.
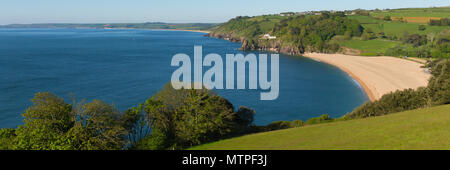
[[339, 7, 449, 56]]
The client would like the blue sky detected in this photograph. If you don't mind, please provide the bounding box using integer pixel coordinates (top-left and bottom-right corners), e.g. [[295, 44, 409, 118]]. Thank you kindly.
[[0, 0, 448, 24]]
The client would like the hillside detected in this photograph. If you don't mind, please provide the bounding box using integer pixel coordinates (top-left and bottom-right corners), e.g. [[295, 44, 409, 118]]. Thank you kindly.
[[207, 7, 449, 58], [189, 104, 450, 150]]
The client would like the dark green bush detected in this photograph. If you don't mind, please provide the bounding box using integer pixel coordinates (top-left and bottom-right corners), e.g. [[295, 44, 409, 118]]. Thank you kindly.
[[266, 120, 304, 131], [0, 129, 16, 150], [131, 129, 169, 150], [305, 114, 334, 125]]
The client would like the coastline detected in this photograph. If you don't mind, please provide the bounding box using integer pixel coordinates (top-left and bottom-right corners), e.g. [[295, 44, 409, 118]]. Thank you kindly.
[[204, 33, 431, 102], [304, 53, 376, 101], [133, 28, 210, 33], [303, 53, 431, 101]]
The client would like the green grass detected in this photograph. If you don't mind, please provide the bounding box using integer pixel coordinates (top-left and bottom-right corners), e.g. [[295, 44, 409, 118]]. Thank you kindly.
[[370, 7, 450, 18], [189, 105, 450, 150], [336, 38, 403, 54], [340, 9, 449, 56], [362, 21, 448, 37], [347, 15, 380, 24]]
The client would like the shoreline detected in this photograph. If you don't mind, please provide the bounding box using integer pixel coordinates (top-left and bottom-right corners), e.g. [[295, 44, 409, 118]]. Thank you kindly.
[[145, 28, 210, 33], [304, 53, 376, 101], [303, 53, 431, 102], [0, 27, 212, 33], [107, 27, 211, 33], [203, 34, 431, 102]]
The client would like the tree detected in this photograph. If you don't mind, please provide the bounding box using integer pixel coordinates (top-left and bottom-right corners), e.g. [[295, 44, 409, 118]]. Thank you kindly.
[[140, 83, 254, 149], [14, 92, 73, 150], [403, 34, 428, 47], [67, 100, 126, 150], [0, 129, 16, 150], [383, 16, 392, 21], [234, 106, 256, 133], [418, 25, 426, 31], [13, 92, 127, 150], [122, 104, 150, 146]]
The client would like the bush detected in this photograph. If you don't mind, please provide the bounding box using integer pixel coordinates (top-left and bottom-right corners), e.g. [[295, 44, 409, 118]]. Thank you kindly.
[[139, 83, 255, 149], [266, 120, 304, 131], [131, 129, 169, 150], [0, 129, 16, 150], [403, 34, 427, 47], [418, 25, 426, 31], [429, 18, 449, 26], [305, 114, 334, 125], [12, 92, 127, 150], [267, 121, 294, 131]]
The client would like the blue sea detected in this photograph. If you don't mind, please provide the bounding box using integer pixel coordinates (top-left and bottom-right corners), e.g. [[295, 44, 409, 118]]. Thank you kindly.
[[0, 28, 369, 128]]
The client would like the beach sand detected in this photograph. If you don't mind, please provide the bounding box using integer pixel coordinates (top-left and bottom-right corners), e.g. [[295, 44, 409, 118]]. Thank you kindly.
[[303, 53, 431, 101]]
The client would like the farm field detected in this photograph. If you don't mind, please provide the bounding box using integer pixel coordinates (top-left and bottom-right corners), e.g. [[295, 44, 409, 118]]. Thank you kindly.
[[338, 7, 449, 56]]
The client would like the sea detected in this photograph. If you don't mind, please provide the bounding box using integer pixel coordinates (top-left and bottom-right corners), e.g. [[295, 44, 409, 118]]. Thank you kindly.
[[0, 28, 369, 128]]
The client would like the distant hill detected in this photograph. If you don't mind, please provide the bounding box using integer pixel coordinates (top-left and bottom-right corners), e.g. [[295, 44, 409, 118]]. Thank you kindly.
[[206, 7, 449, 58], [0, 22, 219, 31], [190, 104, 450, 150]]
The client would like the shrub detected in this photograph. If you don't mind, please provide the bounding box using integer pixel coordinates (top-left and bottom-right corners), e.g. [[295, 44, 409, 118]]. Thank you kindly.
[[139, 83, 255, 149], [429, 18, 449, 26], [403, 34, 427, 47], [0, 129, 16, 150], [131, 129, 169, 150], [305, 114, 334, 125], [266, 120, 304, 131], [418, 25, 426, 31], [267, 121, 294, 131], [13, 92, 127, 150]]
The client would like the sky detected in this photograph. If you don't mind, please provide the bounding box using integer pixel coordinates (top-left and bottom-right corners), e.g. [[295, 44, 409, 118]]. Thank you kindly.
[[0, 0, 449, 25]]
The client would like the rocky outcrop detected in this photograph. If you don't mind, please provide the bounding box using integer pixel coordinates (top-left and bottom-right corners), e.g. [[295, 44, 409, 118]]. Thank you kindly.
[[207, 32, 304, 56], [241, 39, 304, 56], [206, 32, 244, 43]]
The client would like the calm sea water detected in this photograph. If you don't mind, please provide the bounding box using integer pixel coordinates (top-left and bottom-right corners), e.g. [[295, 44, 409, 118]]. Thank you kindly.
[[0, 28, 368, 128]]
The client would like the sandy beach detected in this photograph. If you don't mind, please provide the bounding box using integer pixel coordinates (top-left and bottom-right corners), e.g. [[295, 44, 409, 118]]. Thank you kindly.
[[303, 53, 431, 101]]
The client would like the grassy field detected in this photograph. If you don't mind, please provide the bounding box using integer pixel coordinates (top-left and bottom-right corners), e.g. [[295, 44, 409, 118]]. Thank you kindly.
[[370, 7, 450, 18], [335, 38, 404, 55], [339, 7, 449, 56], [190, 105, 450, 150], [361, 21, 448, 37]]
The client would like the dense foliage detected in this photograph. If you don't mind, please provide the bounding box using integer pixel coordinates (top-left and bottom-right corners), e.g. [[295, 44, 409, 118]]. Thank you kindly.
[[133, 84, 255, 149], [270, 12, 364, 53], [266, 120, 304, 131], [210, 13, 364, 54], [0, 93, 127, 150], [0, 84, 256, 150], [429, 18, 449, 26]]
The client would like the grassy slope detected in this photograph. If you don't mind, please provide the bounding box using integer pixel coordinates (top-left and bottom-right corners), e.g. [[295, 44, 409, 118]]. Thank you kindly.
[[190, 105, 450, 150], [340, 7, 449, 55], [336, 38, 404, 54], [370, 7, 450, 18]]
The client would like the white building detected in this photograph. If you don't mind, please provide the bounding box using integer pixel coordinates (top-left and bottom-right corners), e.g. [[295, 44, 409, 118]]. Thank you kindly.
[[263, 34, 276, 39]]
